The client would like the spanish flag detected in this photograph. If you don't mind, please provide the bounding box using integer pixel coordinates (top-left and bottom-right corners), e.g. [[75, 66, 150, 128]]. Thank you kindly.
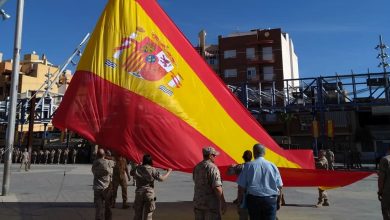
[[53, 0, 372, 186]]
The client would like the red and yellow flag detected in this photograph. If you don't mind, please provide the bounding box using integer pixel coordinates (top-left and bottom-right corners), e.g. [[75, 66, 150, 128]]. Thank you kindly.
[[53, 0, 372, 187]]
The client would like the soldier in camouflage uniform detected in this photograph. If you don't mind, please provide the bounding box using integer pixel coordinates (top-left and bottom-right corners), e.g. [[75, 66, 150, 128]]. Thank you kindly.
[[92, 148, 115, 220], [316, 150, 329, 207], [71, 148, 78, 164], [44, 149, 50, 164], [0, 147, 4, 163], [193, 146, 227, 220], [38, 150, 44, 164], [20, 148, 29, 171], [50, 149, 55, 164], [131, 154, 172, 220], [112, 154, 131, 209], [63, 148, 69, 164], [32, 150, 38, 164], [378, 147, 390, 220], [326, 149, 335, 170], [56, 149, 62, 165]]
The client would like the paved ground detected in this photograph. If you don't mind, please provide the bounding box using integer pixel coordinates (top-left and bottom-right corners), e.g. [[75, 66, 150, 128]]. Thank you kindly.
[[0, 164, 382, 220]]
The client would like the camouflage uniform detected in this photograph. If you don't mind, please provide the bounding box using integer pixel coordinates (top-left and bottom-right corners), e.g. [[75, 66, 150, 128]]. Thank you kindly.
[[92, 157, 115, 220], [193, 159, 223, 220], [38, 150, 44, 164], [50, 149, 55, 164], [44, 150, 50, 164], [379, 155, 390, 220], [56, 149, 62, 164], [20, 150, 29, 171], [0, 148, 4, 163], [131, 164, 163, 220], [112, 156, 130, 208], [316, 151, 329, 207], [32, 151, 38, 164], [63, 148, 69, 164], [72, 149, 77, 164], [326, 149, 335, 170]]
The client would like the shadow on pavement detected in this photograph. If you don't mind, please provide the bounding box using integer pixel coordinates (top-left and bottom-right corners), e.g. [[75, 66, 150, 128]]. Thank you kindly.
[[283, 203, 316, 208], [0, 202, 241, 220]]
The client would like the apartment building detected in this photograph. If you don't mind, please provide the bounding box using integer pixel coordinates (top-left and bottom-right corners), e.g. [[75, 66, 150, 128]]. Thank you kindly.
[[218, 28, 299, 92]]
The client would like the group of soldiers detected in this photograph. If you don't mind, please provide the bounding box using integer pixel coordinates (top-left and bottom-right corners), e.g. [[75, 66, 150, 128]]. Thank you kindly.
[[92, 149, 168, 220], [92, 145, 284, 220], [0, 147, 78, 165]]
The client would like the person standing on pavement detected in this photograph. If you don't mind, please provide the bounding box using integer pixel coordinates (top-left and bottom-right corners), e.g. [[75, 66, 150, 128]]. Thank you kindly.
[[20, 148, 29, 171], [112, 153, 131, 209], [63, 148, 70, 165], [72, 148, 78, 164], [378, 146, 390, 220], [237, 143, 283, 220], [50, 149, 55, 164], [32, 150, 38, 164], [131, 154, 172, 220], [44, 149, 50, 164], [56, 149, 62, 165], [316, 150, 329, 207], [227, 150, 252, 220], [326, 148, 335, 170], [193, 146, 227, 220], [38, 149, 44, 164], [92, 148, 115, 220]]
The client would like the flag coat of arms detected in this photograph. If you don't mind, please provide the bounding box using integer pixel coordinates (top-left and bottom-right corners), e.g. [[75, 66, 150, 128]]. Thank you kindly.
[[53, 0, 372, 187]]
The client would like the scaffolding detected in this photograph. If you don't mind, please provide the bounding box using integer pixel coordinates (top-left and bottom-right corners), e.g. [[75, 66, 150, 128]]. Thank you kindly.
[[230, 71, 390, 114]]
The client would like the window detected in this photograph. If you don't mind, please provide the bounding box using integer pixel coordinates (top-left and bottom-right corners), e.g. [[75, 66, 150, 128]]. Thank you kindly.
[[247, 67, 257, 79], [224, 50, 236, 59], [246, 48, 255, 60], [224, 69, 237, 78], [207, 56, 218, 65], [263, 66, 274, 81], [262, 47, 273, 61]]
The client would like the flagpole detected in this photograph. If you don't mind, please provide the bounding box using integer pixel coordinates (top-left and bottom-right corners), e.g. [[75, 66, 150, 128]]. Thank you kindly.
[[2, 0, 24, 196]]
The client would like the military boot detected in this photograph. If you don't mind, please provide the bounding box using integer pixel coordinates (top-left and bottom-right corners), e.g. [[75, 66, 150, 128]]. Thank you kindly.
[[323, 199, 329, 206], [122, 200, 130, 209]]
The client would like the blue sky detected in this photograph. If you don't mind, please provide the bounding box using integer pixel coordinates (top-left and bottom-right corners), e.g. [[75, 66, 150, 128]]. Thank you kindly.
[[0, 0, 389, 78]]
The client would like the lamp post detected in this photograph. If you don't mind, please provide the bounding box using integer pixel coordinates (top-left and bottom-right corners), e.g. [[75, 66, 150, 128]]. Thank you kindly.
[[2, 0, 24, 196]]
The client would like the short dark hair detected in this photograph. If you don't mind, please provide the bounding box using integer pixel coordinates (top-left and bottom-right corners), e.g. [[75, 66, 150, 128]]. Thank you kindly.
[[242, 150, 252, 162], [142, 154, 153, 166], [253, 143, 266, 158]]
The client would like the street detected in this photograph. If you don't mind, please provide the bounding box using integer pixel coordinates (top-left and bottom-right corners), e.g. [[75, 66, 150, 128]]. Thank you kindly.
[[0, 164, 381, 220]]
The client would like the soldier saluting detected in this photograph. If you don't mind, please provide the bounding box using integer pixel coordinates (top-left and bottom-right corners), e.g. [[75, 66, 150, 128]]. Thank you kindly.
[[131, 154, 172, 220]]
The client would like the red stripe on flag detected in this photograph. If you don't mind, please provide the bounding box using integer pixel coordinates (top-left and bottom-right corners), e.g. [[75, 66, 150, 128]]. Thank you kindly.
[[52, 71, 236, 170], [219, 166, 374, 187]]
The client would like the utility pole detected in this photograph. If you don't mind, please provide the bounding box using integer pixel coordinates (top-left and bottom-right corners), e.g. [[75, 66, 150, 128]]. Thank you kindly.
[[2, 0, 24, 196], [376, 35, 389, 102]]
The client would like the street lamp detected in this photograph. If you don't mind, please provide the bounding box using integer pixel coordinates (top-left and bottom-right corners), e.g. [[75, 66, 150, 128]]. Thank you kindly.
[[2, 0, 24, 196], [0, 9, 10, 20]]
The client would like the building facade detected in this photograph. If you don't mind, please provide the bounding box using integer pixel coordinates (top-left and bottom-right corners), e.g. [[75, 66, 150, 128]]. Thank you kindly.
[[218, 28, 299, 92], [0, 52, 72, 146], [0, 52, 71, 100]]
